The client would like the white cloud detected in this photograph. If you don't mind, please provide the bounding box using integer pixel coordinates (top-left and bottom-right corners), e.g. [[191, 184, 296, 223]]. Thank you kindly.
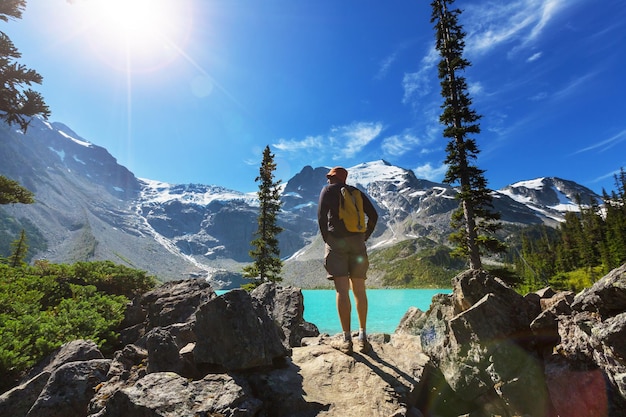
[[376, 51, 398, 80], [402, 46, 438, 104], [463, 0, 567, 56], [552, 71, 598, 100], [572, 129, 626, 155], [273, 122, 383, 162], [330, 122, 384, 159], [273, 135, 324, 152], [527, 52, 543, 62], [381, 132, 423, 157], [468, 81, 484, 96], [414, 162, 448, 181], [530, 91, 548, 101], [591, 168, 625, 185]]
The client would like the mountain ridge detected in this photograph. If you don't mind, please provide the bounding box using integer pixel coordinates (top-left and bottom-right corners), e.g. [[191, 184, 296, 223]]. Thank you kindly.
[[0, 117, 601, 288]]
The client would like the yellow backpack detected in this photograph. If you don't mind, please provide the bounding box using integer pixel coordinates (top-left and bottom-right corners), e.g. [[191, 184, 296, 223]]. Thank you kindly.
[[339, 186, 366, 233]]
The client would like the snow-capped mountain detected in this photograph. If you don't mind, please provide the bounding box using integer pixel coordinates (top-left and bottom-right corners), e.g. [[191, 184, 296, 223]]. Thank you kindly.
[[499, 177, 598, 222], [0, 118, 601, 288]]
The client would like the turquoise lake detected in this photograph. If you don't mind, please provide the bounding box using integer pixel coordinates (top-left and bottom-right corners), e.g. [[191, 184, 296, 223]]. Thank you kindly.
[[218, 289, 452, 335], [301, 289, 452, 335]]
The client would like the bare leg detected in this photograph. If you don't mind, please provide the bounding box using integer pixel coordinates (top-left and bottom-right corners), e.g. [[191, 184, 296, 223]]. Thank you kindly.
[[333, 276, 351, 335], [350, 277, 368, 332]]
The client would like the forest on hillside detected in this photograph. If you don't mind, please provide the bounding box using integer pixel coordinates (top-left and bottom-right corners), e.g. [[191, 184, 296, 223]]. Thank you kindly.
[[510, 169, 626, 293]]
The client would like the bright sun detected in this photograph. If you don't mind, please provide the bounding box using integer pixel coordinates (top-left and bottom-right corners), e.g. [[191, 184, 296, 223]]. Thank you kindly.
[[79, 0, 193, 72]]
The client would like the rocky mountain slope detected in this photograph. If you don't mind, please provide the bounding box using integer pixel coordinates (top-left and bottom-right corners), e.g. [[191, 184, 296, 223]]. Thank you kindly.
[[0, 117, 601, 288]]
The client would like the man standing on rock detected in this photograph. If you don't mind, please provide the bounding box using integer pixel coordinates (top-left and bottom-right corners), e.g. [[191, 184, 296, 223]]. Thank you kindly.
[[318, 166, 378, 354]]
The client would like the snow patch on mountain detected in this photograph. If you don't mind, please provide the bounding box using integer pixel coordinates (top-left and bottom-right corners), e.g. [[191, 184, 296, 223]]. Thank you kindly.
[[344, 160, 413, 189], [57, 129, 92, 148], [139, 178, 258, 206], [499, 178, 582, 213], [49, 147, 65, 162]]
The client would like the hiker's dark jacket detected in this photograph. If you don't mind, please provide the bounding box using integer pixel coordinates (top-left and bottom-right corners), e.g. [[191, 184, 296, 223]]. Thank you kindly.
[[317, 182, 378, 242]]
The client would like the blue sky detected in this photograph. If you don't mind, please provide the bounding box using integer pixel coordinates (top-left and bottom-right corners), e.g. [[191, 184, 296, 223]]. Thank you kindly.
[[6, 0, 626, 193]]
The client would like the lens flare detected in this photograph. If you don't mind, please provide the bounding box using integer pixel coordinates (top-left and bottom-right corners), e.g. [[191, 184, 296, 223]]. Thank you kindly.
[[79, 0, 194, 73]]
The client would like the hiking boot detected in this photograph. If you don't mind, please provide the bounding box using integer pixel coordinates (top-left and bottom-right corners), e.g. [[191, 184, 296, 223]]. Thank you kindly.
[[331, 339, 353, 355], [357, 338, 372, 353]]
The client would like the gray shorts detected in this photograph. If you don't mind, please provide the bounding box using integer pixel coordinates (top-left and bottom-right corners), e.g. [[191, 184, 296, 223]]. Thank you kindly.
[[324, 234, 369, 280]]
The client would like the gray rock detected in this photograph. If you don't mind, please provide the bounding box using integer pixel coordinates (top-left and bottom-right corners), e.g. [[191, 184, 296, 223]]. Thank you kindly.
[[27, 359, 111, 417], [0, 340, 105, 417], [557, 310, 626, 410], [544, 354, 611, 417], [571, 262, 626, 318], [451, 269, 539, 324], [420, 270, 552, 416], [395, 306, 427, 336], [251, 282, 320, 348], [23, 339, 104, 382], [272, 333, 432, 417], [194, 289, 290, 371], [145, 328, 183, 375], [92, 372, 262, 417], [0, 371, 51, 417], [119, 278, 215, 345]]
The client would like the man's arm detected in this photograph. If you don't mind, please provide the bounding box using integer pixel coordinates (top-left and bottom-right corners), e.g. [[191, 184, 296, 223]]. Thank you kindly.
[[317, 187, 330, 242], [362, 194, 378, 241]]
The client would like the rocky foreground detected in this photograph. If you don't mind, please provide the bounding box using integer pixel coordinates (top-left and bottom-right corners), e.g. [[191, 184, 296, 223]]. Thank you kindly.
[[1, 265, 625, 417]]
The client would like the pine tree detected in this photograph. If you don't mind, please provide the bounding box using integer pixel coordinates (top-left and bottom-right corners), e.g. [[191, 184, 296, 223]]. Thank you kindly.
[[430, 0, 505, 269], [0, 175, 34, 204], [242, 145, 283, 286], [8, 229, 28, 267], [0, 0, 50, 131], [603, 171, 626, 269]]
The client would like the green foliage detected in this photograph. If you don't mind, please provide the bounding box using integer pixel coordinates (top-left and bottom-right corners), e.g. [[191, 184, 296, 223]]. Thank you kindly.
[[0, 0, 50, 131], [0, 175, 34, 204], [7, 229, 28, 267], [243, 145, 283, 283], [240, 281, 261, 292], [369, 238, 463, 288], [0, 260, 157, 391], [430, 0, 504, 269]]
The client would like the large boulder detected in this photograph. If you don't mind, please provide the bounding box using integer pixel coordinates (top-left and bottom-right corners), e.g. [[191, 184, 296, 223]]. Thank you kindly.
[[554, 263, 626, 413], [418, 269, 550, 416], [91, 372, 262, 417], [119, 278, 216, 345], [570, 263, 626, 318], [23, 339, 104, 381], [26, 359, 111, 417], [0, 372, 52, 417], [251, 282, 320, 348], [401, 265, 626, 416], [194, 288, 290, 371], [0, 340, 105, 417]]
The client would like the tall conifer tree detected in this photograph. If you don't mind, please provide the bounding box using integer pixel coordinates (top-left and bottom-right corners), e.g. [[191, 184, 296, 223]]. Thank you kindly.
[[431, 0, 504, 269], [8, 229, 28, 267], [243, 145, 283, 285]]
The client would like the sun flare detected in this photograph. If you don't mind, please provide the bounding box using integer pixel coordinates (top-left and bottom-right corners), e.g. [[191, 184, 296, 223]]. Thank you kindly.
[[79, 0, 193, 72]]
